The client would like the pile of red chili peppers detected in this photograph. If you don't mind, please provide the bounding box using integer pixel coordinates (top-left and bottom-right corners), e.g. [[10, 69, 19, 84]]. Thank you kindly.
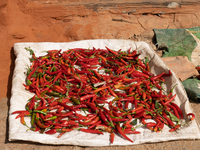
[[12, 46, 195, 144]]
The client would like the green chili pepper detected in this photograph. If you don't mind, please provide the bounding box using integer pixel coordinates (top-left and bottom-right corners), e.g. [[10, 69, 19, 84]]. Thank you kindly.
[[31, 113, 36, 127], [70, 97, 80, 105], [44, 116, 57, 121], [33, 110, 47, 115]]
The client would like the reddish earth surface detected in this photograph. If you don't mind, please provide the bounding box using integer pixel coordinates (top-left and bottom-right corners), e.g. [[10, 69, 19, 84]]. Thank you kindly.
[[1, 0, 200, 149]]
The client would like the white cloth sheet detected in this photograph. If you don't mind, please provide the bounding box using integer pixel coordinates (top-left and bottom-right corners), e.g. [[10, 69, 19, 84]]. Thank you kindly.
[[9, 39, 200, 146]]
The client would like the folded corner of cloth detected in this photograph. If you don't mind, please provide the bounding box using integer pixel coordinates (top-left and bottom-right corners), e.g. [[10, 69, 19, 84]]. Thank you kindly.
[[161, 56, 199, 81]]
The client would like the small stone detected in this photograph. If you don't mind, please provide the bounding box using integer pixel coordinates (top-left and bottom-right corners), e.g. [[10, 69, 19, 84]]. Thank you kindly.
[[140, 29, 154, 39], [167, 2, 179, 8], [12, 33, 26, 39]]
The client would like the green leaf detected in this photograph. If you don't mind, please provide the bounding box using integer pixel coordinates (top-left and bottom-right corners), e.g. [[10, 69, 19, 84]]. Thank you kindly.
[[31, 73, 37, 78], [29, 58, 35, 62], [170, 84, 178, 93], [130, 119, 137, 126], [144, 56, 149, 65], [157, 108, 163, 114], [26, 79, 32, 85], [90, 52, 96, 58], [53, 67, 57, 72], [107, 122, 115, 128], [125, 63, 132, 68], [54, 81, 60, 85], [25, 47, 34, 55], [71, 97, 80, 105], [155, 100, 159, 109], [167, 111, 180, 122], [81, 108, 88, 114]]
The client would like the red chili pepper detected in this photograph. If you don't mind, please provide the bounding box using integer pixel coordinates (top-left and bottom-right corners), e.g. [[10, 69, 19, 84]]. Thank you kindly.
[[52, 85, 65, 94], [95, 124, 112, 132], [80, 94, 96, 101], [36, 76, 40, 87], [48, 105, 62, 111], [67, 120, 79, 126], [45, 121, 61, 126], [131, 70, 149, 78], [27, 68, 37, 80], [138, 59, 146, 69], [61, 98, 70, 103], [123, 129, 141, 134], [88, 119, 102, 129], [110, 132, 115, 144], [29, 95, 36, 110], [142, 70, 154, 77], [142, 92, 147, 100], [167, 104, 180, 119], [117, 101, 123, 110], [151, 102, 155, 110], [12, 110, 29, 115], [171, 102, 183, 119], [156, 116, 168, 125], [163, 113, 175, 127], [57, 129, 73, 138], [140, 117, 146, 125], [35, 117, 50, 129], [124, 101, 130, 111], [151, 94, 167, 98], [169, 124, 180, 132], [157, 122, 164, 132], [58, 102, 75, 112], [44, 114, 53, 120], [52, 71, 62, 84], [85, 114, 97, 121], [80, 128, 103, 134], [15, 111, 30, 119], [130, 106, 143, 114], [164, 94, 176, 105], [99, 109, 108, 122], [60, 111, 74, 117], [105, 46, 118, 56], [187, 113, 195, 121], [45, 129, 57, 134], [49, 101, 58, 107], [134, 98, 138, 109], [150, 72, 165, 82], [57, 106, 64, 114], [163, 70, 172, 77], [75, 113, 89, 120], [31, 123, 40, 132], [84, 102, 99, 113], [20, 116, 28, 126], [39, 113, 45, 121], [112, 111, 122, 117], [111, 118, 129, 122], [146, 122, 157, 128], [153, 119, 161, 132], [71, 104, 87, 110], [79, 117, 99, 126], [46, 68, 62, 75], [93, 86, 109, 93], [108, 86, 118, 97], [116, 123, 133, 143], [35, 105, 48, 110], [133, 110, 145, 118]]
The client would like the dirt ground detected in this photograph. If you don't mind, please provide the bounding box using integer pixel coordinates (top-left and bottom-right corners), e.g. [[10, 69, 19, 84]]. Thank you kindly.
[[1, 0, 200, 149]]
